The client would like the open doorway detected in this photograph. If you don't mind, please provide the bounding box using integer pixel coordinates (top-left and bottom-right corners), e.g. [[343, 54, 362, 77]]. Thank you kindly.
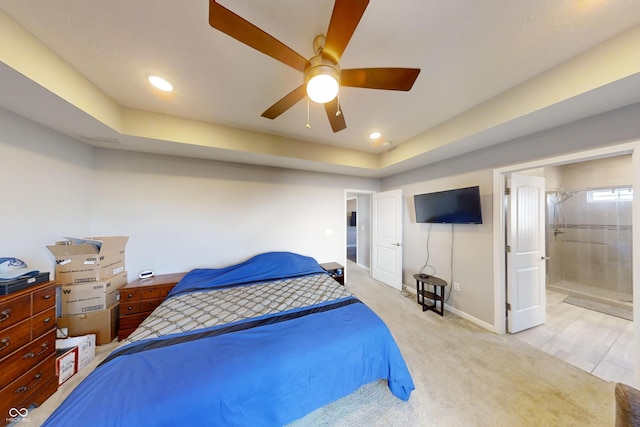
[[543, 156, 633, 308], [493, 141, 640, 387], [347, 197, 357, 262], [345, 190, 372, 270], [508, 156, 634, 385]]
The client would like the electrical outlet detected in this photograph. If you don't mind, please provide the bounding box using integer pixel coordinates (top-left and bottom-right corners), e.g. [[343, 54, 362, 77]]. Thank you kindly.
[[453, 282, 460, 291]]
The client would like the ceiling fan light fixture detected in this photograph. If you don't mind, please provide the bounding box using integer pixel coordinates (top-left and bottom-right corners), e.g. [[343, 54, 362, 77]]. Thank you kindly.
[[306, 74, 338, 104], [305, 56, 340, 104]]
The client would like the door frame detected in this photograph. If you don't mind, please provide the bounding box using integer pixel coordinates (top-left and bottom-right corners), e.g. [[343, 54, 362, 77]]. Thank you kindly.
[[492, 140, 640, 385]]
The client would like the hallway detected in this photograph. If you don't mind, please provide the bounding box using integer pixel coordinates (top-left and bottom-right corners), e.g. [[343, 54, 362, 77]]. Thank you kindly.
[[513, 289, 634, 386]]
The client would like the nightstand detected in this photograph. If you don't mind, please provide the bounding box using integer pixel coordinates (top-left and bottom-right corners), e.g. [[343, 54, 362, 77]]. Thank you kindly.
[[320, 262, 344, 285], [117, 272, 186, 341]]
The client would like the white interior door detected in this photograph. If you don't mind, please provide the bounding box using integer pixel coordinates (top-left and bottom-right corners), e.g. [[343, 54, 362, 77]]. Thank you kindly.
[[371, 189, 403, 290], [506, 173, 546, 333]]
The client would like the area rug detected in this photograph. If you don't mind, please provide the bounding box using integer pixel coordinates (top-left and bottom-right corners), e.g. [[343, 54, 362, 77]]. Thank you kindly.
[[563, 295, 633, 321]]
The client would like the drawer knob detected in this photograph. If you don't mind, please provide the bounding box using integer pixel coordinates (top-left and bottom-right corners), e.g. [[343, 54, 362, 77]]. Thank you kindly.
[[43, 294, 52, 300], [0, 337, 9, 351], [43, 317, 52, 323], [0, 309, 11, 322]]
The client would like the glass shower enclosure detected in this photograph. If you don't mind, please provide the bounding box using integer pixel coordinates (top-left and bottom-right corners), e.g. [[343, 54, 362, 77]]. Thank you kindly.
[[546, 187, 633, 306]]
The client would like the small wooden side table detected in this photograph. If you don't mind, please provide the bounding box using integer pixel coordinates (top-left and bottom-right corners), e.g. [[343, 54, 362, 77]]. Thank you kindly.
[[414, 274, 448, 316], [320, 262, 344, 285]]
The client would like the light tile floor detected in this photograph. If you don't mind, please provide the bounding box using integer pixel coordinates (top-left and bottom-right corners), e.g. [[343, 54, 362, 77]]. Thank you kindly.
[[513, 289, 635, 386]]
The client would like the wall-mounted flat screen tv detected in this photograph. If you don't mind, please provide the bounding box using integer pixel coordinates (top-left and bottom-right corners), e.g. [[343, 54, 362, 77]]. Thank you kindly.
[[414, 186, 482, 224]]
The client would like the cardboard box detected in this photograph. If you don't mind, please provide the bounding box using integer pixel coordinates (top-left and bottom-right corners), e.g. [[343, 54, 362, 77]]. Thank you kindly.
[[57, 303, 119, 345], [56, 334, 96, 371], [58, 271, 127, 316], [55, 346, 78, 385], [47, 236, 128, 284]]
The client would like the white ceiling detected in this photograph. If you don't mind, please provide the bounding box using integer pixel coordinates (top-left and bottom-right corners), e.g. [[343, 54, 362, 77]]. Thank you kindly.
[[1, 0, 640, 177]]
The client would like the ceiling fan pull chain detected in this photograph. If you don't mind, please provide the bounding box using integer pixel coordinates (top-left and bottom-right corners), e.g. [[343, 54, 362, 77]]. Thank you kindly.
[[306, 97, 311, 128]]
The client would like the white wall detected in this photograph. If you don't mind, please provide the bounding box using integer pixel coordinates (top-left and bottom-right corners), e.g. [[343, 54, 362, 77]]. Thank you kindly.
[[90, 149, 378, 275], [0, 107, 379, 280], [0, 108, 93, 273]]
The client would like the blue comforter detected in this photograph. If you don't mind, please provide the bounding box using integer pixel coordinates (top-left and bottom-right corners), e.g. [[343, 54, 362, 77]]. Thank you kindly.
[[43, 252, 414, 426]]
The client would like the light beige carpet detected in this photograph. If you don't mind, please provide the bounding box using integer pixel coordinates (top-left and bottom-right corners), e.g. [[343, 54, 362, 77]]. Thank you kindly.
[[31, 261, 615, 426], [291, 261, 615, 426]]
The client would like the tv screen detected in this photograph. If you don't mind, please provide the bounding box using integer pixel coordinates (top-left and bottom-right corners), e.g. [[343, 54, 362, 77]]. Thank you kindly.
[[414, 186, 482, 224]]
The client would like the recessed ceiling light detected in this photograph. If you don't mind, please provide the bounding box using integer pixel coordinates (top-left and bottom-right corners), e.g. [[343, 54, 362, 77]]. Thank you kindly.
[[147, 75, 173, 92], [369, 131, 382, 140]]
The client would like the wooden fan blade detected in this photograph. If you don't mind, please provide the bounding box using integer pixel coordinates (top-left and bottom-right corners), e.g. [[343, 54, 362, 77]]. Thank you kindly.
[[261, 85, 307, 119], [324, 98, 346, 133], [341, 68, 421, 91], [209, 1, 309, 73], [322, 0, 369, 64]]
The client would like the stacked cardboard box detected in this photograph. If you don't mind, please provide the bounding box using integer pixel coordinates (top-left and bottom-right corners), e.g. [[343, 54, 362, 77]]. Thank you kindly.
[[48, 237, 128, 345]]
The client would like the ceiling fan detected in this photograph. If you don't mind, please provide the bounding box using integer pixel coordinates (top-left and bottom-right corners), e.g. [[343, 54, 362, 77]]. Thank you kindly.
[[208, 0, 421, 133]]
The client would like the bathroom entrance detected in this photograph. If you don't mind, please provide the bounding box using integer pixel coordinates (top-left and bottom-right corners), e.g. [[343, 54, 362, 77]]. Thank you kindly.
[[545, 155, 633, 311], [511, 154, 635, 385]]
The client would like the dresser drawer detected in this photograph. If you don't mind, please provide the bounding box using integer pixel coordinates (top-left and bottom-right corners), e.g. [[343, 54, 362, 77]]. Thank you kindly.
[[140, 287, 161, 299], [0, 330, 55, 390], [0, 295, 31, 331], [141, 299, 161, 312], [0, 354, 55, 422], [0, 319, 31, 360], [3, 376, 58, 426], [16, 377, 58, 421], [121, 301, 141, 314], [118, 312, 148, 332], [159, 285, 174, 298], [120, 289, 141, 302], [31, 307, 56, 339], [32, 284, 56, 314]]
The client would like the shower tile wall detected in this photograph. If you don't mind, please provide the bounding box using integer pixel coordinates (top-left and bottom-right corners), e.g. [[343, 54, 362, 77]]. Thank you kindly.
[[546, 155, 633, 296]]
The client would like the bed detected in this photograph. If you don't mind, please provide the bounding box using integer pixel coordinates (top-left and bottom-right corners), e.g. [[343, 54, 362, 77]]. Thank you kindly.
[[43, 252, 414, 426]]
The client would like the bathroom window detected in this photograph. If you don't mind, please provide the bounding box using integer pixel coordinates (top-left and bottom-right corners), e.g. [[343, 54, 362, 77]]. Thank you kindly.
[[587, 187, 633, 203]]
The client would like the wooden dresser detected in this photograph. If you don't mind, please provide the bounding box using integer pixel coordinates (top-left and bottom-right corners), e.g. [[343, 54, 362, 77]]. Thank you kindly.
[[0, 281, 57, 424], [118, 273, 186, 341]]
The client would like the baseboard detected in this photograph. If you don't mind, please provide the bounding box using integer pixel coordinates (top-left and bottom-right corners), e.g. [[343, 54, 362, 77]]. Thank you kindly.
[[402, 283, 497, 333], [356, 263, 369, 270]]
